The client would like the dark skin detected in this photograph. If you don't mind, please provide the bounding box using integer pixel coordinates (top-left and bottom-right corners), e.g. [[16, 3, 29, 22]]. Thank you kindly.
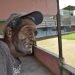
[[4, 19, 37, 58]]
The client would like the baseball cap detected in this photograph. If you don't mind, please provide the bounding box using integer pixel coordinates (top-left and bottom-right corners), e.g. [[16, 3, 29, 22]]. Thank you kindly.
[[5, 11, 43, 30], [20, 11, 43, 25]]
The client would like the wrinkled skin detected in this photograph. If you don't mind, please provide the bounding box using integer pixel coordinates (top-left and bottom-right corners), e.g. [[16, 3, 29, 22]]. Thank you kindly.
[[13, 20, 37, 55], [12, 19, 37, 57], [5, 18, 37, 58]]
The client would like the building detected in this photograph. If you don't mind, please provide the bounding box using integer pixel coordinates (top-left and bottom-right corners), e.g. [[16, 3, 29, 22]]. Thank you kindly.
[[36, 16, 57, 38], [60, 5, 75, 33], [36, 5, 75, 38]]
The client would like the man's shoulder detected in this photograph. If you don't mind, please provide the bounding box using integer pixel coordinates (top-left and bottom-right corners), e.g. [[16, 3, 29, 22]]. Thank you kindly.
[[0, 41, 10, 54], [0, 41, 8, 48]]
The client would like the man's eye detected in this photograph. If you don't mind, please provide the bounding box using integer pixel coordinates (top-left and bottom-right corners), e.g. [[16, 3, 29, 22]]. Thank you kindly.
[[35, 31, 38, 35]]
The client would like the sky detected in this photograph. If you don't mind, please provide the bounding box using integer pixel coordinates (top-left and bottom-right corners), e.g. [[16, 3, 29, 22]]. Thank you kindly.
[[59, 0, 75, 9]]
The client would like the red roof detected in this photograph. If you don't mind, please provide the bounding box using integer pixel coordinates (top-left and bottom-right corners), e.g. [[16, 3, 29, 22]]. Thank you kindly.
[[0, 0, 57, 20]]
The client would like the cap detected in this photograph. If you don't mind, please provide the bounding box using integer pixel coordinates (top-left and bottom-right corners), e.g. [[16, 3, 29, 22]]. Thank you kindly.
[[5, 11, 43, 30], [20, 11, 43, 25]]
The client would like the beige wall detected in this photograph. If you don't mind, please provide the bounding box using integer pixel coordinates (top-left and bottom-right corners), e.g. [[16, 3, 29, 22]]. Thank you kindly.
[[0, 0, 57, 20]]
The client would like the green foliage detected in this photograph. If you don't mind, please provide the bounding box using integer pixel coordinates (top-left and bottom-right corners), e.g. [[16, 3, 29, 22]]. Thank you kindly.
[[62, 33, 75, 40], [0, 21, 4, 26], [0, 21, 4, 35], [0, 21, 4, 23]]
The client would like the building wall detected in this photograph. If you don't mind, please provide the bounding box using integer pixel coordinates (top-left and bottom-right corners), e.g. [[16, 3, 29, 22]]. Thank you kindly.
[[71, 26, 75, 31], [36, 27, 57, 38]]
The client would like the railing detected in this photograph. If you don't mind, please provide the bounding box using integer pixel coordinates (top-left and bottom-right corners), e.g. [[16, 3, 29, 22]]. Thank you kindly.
[[36, 21, 57, 28], [61, 16, 75, 26], [36, 16, 75, 28], [34, 46, 75, 75]]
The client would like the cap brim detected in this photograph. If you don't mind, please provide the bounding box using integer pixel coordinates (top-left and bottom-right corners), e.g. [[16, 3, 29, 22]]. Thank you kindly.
[[20, 11, 43, 25]]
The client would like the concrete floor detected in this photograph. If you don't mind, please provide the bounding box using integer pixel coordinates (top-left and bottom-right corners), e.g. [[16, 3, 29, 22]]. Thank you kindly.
[[18, 56, 51, 75]]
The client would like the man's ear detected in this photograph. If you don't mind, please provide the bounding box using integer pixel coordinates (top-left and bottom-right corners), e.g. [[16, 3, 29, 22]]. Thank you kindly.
[[6, 27, 12, 38]]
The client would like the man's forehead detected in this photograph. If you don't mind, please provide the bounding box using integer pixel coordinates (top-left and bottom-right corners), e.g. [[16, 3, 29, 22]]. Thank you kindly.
[[21, 18, 36, 25], [19, 18, 36, 30], [11, 18, 36, 34], [20, 24, 36, 32]]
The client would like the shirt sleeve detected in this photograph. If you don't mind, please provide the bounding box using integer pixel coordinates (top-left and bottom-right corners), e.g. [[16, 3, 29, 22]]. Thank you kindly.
[[0, 46, 8, 75], [0, 41, 13, 75]]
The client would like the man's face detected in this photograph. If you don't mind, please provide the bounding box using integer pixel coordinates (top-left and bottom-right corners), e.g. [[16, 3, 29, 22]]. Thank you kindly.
[[13, 19, 37, 55]]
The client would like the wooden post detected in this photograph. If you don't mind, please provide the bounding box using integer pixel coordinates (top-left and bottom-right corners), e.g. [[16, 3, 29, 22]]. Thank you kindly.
[[56, 0, 64, 75]]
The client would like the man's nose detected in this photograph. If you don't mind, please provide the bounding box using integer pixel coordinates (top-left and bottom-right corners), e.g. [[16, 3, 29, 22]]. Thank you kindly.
[[30, 36, 36, 42]]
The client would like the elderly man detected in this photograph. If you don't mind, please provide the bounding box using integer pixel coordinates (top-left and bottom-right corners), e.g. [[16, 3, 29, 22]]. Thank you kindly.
[[0, 11, 43, 75]]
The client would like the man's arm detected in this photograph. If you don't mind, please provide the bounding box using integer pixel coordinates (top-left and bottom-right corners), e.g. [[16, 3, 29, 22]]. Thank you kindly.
[[0, 47, 8, 75], [0, 41, 13, 75]]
